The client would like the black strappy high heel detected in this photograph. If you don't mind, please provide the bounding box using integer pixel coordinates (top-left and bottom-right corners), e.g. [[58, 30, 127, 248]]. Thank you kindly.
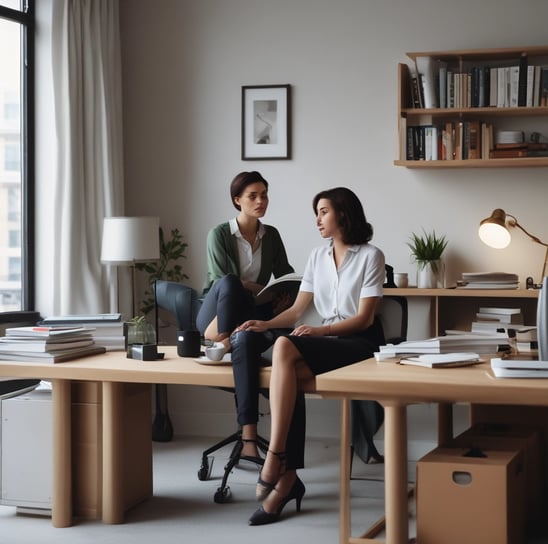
[[249, 476, 306, 525], [255, 450, 286, 501]]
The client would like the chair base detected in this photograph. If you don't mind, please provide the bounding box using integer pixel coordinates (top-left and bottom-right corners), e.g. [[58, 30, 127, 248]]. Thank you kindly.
[[198, 428, 269, 503]]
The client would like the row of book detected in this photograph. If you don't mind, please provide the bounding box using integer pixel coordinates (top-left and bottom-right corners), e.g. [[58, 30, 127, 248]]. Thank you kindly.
[[405, 121, 548, 162], [411, 55, 548, 109]]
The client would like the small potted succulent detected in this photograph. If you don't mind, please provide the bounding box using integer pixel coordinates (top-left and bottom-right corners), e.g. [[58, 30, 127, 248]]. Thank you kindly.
[[407, 229, 448, 288]]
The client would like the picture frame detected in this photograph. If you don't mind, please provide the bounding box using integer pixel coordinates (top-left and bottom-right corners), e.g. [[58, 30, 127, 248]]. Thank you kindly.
[[241, 84, 291, 160]]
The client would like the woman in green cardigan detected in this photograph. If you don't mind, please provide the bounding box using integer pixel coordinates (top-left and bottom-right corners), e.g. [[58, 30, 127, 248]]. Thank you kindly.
[[196, 171, 294, 459]]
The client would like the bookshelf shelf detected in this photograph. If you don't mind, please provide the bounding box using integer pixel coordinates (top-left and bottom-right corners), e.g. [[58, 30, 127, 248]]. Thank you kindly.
[[396, 46, 548, 168], [386, 287, 539, 336]]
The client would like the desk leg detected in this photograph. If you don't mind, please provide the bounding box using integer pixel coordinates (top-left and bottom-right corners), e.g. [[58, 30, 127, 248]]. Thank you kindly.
[[52, 379, 72, 527], [102, 381, 124, 524], [437, 403, 453, 446], [384, 402, 409, 544], [339, 399, 351, 544]]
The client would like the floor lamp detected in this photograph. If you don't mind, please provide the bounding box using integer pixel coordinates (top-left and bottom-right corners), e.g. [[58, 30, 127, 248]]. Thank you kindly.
[[478, 208, 548, 288], [100, 216, 160, 317]]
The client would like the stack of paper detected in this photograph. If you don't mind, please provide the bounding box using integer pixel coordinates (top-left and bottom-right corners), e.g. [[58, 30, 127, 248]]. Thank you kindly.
[[458, 272, 519, 290], [400, 352, 483, 368], [375, 333, 509, 361], [491, 357, 548, 378], [39, 314, 125, 350], [0, 326, 106, 363]]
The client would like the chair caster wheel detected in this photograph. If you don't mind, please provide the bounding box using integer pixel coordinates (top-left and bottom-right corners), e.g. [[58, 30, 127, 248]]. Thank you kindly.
[[214, 485, 232, 503], [197, 456, 214, 481]]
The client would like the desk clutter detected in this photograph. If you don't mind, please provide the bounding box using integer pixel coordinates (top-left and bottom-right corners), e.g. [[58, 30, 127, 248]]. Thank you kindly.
[[374, 332, 510, 361], [376, 302, 542, 374]]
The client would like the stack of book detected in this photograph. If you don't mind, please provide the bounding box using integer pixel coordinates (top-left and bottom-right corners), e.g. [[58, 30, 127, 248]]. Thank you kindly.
[[511, 326, 538, 355], [491, 357, 548, 379], [0, 326, 106, 363], [375, 332, 510, 361], [458, 272, 519, 290], [38, 313, 125, 350], [471, 306, 524, 333]]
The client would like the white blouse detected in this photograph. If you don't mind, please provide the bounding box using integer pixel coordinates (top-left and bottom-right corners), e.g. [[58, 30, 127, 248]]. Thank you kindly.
[[299, 242, 385, 325]]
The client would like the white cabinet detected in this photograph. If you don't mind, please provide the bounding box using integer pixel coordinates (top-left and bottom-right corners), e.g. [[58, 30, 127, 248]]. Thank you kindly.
[[1, 388, 52, 514]]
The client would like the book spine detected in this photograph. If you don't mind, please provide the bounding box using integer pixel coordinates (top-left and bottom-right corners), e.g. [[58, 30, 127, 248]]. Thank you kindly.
[[537, 277, 548, 360], [518, 54, 528, 107]]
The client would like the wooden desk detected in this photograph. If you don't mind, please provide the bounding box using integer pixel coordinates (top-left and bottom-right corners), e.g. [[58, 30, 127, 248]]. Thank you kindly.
[[316, 357, 548, 544], [385, 287, 538, 336], [0, 347, 299, 528]]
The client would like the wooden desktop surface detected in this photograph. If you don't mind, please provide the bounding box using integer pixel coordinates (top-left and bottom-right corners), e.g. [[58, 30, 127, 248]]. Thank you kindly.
[[316, 357, 548, 406], [0, 346, 271, 387]]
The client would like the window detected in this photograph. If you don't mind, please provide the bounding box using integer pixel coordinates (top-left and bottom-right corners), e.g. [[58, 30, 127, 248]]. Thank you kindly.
[[4, 141, 20, 171], [0, 1, 34, 312]]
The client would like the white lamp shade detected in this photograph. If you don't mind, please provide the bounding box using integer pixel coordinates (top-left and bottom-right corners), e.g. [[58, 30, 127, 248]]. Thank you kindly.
[[478, 222, 512, 249], [101, 216, 160, 264]]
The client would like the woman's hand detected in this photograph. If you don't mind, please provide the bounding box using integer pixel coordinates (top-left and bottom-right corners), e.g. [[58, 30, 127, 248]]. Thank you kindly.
[[290, 324, 325, 336], [235, 320, 269, 333]]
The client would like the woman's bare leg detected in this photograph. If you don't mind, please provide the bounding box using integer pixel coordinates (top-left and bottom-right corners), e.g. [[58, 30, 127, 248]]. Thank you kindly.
[[258, 337, 313, 500], [203, 317, 231, 350], [241, 423, 259, 457]]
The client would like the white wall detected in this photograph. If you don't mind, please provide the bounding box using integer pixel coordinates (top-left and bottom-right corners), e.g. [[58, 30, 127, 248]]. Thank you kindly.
[[118, 0, 548, 447]]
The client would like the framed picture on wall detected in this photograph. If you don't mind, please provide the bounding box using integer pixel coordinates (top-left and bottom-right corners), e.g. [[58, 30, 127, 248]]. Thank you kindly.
[[241, 84, 291, 160]]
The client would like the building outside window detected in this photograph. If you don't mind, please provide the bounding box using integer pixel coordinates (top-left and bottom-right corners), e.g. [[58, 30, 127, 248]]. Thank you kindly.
[[0, 0, 34, 312]]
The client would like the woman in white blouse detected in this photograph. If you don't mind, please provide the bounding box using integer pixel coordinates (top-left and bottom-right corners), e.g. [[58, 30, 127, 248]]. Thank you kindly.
[[236, 187, 385, 525]]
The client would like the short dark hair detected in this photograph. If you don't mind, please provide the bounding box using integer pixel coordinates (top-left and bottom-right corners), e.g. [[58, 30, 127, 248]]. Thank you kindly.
[[230, 171, 269, 210], [312, 187, 373, 245]]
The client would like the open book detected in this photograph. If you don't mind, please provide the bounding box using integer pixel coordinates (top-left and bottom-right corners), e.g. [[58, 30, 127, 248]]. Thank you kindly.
[[254, 273, 302, 306]]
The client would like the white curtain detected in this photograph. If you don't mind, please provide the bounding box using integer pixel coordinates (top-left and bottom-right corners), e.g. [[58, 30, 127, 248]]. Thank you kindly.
[[50, 0, 124, 314]]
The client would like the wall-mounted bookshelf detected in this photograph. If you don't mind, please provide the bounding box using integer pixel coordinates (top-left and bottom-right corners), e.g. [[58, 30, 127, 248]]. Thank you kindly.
[[395, 46, 548, 168]]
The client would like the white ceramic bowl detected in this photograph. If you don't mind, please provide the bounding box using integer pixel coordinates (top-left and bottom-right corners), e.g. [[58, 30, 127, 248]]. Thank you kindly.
[[205, 345, 226, 361]]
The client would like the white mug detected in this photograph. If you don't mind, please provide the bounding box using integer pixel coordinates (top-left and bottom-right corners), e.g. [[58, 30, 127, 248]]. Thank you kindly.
[[394, 273, 408, 288]]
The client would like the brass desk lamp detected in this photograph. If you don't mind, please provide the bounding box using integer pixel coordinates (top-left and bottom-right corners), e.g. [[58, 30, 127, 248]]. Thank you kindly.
[[479, 208, 548, 288]]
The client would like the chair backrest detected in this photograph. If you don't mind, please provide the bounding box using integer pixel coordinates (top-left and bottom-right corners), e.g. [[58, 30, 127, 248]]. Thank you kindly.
[[375, 295, 408, 345], [154, 279, 200, 331]]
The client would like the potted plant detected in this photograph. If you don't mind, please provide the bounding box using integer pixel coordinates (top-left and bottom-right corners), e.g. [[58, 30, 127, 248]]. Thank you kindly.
[[407, 229, 448, 288]]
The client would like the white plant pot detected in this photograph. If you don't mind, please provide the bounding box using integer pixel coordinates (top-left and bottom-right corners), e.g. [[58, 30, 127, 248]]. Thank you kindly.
[[417, 260, 444, 289]]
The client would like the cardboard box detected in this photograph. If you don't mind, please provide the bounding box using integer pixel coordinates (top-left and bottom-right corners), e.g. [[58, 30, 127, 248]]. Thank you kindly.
[[470, 404, 548, 501], [451, 423, 541, 524], [416, 447, 525, 544]]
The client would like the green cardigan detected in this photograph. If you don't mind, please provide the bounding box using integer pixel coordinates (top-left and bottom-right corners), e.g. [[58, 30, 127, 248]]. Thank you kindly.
[[203, 221, 294, 293]]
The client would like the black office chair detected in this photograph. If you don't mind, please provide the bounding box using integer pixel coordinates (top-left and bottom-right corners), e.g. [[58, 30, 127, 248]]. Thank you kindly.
[[153, 279, 200, 442], [154, 279, 268, 503], [350, 267, 409, 467], [0, 379, 40, 399]]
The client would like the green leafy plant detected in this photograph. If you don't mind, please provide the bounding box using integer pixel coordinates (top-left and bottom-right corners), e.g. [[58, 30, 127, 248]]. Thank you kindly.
[[135, 227, 189, 315], [407, 229, 448, 272]]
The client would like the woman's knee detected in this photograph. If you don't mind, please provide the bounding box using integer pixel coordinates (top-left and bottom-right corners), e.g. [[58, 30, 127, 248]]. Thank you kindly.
[[218, 273, 242, 292], [272, 336, 300, 363]]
